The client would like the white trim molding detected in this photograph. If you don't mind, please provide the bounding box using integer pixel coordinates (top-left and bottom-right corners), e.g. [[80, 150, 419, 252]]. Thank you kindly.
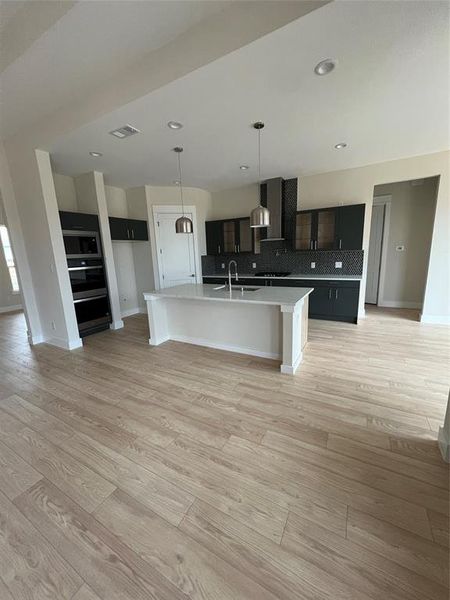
[[170, 334, 280, 361], [0, 304, 22, 314], [379, 300, 422, 309], [420, 314, 450, 325], [46, 336, 83, 350], [121, 307, 141, 318]]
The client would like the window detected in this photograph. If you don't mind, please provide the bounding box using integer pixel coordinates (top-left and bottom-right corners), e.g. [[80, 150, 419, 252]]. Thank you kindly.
[[0, 225, 19, 292]]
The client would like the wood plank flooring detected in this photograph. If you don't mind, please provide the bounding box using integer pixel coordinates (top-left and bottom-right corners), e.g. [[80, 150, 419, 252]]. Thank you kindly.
[[0, 306, 448, 600]]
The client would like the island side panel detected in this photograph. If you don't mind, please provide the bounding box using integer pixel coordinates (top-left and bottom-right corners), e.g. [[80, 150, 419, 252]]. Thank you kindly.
[[161, 297, 282, 360], [280, 298, 306, 375], [145, 296, 169, 345]]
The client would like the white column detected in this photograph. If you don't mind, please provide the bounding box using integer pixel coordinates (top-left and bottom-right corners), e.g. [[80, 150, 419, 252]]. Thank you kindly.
[[35, 150, 82, 349], [280, 299, 304, 375], [144, 295, 168, 345]]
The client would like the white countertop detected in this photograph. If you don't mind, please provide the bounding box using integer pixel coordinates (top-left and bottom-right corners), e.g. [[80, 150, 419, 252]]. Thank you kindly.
[[203, 273, 362, 281], [144, 283, 313, 309]]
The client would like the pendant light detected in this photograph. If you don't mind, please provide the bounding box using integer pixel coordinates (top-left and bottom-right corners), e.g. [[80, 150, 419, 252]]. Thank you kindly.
[[174, 147, 193, 234], [250, 121, 270, 228]]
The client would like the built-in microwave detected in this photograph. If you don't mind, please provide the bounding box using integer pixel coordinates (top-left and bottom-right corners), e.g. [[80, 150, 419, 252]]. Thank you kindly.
[[62, 230, 102, 259]]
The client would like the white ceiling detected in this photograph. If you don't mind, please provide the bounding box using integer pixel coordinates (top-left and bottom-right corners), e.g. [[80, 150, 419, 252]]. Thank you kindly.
[[0, 0, 232, 138], [18, 1, 450, 191]]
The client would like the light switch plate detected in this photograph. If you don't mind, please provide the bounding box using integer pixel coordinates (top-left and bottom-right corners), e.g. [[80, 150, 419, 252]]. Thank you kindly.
[[311, 262, 316, 269], [335, 261, 342, 269], [252, 262, 256, 269], [221, 263, 225, 269]]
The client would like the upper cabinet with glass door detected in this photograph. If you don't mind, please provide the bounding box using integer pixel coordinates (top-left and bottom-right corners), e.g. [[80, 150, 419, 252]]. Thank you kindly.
[[295, 204, 364, 251], [205, 217, 255, 255]]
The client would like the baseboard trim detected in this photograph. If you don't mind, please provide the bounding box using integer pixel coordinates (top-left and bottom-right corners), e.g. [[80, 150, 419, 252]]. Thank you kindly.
[[379, 301, 422, 309], [0, 304, 22, 314], [420, 314, 450, 325], [169, 334, 280, 361], [281, 351, 303, 375], [110, 319, 124, 330], [46, 336, 83, 350], [121, 307, 140, 318]]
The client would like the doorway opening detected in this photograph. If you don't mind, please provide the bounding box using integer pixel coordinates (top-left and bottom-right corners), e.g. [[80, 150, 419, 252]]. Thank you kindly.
[[365, 176, 439, 320]]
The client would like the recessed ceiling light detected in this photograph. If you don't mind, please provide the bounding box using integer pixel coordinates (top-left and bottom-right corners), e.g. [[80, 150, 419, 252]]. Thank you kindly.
[[89, 151, 103, 157], [168, 121, 183, 130], [240, 165, 249, 170], [334, 142, 347, 149], [314, 58, 337, 76]]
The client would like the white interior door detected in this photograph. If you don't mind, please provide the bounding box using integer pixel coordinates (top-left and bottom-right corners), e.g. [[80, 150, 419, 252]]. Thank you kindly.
[[365, 203, 385, 304], [155, 212, 196, 288]]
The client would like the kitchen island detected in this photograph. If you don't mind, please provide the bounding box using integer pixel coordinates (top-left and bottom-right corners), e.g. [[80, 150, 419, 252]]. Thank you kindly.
[[144, 283, 313, 374]]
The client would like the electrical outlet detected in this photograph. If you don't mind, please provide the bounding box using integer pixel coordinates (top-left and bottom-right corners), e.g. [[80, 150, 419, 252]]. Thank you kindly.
[[311, 262, 316, 269], [252, 262, 257, 269], [221, 263, 225, 269], [335, 261, 342, 269], [396, 245, 405, 252]]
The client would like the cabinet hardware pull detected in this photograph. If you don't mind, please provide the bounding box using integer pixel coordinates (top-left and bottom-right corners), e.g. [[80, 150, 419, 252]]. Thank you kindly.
[[218, 245, 221, 254], [328, 288, 332, 300], [335, 289, 338, 300], [237, 244, 240, 253], [339, 239, 342, 249], [131, 229, 135, 240], [127, 229, 130, 239]]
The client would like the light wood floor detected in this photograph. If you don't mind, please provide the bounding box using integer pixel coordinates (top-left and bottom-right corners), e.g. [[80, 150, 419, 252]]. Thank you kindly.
[[0, 307, 448, 600]]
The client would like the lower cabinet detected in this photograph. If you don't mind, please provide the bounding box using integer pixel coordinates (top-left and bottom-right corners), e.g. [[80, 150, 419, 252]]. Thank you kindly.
[[202, 277, 360, 323], [271, 278, 360, 323]]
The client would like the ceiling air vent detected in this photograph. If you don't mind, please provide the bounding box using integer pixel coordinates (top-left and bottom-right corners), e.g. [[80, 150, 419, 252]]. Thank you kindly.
[[109, 124, 141, 139]]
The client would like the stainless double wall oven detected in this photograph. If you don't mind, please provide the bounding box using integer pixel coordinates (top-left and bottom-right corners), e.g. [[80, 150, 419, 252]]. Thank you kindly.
[[61, 224, 112, 337]]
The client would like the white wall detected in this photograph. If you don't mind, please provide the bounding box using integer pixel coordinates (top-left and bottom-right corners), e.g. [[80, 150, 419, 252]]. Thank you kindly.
[[374, 178, 438, 308], [210, 183, 258, 220], [53, 173, 78, 211]]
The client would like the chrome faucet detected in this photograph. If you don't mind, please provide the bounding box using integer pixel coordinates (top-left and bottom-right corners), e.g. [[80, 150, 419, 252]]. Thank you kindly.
[[228, 260, 239, 289]]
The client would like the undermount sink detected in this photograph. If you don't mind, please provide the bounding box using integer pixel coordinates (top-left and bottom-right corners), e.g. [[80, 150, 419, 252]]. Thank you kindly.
[[213, 285, 260, 292]]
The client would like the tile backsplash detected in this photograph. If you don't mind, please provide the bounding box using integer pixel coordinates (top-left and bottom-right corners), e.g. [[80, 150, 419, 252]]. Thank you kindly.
[[202, 247, 363, 276]]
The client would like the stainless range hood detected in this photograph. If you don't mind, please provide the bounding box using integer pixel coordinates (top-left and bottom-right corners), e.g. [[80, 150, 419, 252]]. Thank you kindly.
[[260, 177, 297, 242]]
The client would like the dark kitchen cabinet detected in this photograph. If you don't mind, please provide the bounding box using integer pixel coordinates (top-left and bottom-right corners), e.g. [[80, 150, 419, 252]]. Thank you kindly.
[[205, 217, 254, 255], [271, 278, 360, 323], [109, 217, 148, 241], [60, 211, 99, 232], [127, 218, 148, 241], [295, 204, 364, 251], [335, 204, 365, 250], [206, 221, 223, 255]]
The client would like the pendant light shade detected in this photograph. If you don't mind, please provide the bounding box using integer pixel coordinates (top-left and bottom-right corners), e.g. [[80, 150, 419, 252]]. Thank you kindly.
[[175, 215, 193, 234], [173, 147, 193, 234], [250, 204, 270, 228], [250, 121, 270, 228]]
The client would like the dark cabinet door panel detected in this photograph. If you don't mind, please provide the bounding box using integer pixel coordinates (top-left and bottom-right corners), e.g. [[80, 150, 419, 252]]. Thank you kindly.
[[109, 217, 129, 240], [336, 204, 365, 250], [60, 211, 99, 232], [128, 219, 148, 241], [206, 221, 223, 255], [332, 287, 360, 317]]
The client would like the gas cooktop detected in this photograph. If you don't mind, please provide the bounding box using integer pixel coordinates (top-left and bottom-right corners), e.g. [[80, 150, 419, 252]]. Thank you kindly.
[[255, 271, 291, 277]]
